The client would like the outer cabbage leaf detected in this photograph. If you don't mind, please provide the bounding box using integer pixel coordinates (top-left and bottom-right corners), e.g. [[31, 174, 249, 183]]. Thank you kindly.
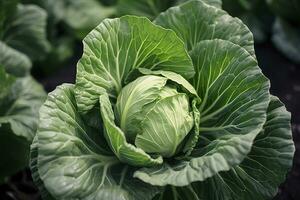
[[100, 92, 163, 166], [134, 39, 270, 186], [0, 42, 31, 77], [272, 18, 300, 64], [154, 0, 254, 56], [0, 66, 46, 181], [32, 84, 161, 199], [30, 136, 55, 200], [158, 96, 294, 200], [75, 15, 194, 113], [2, 4, 50, 60]]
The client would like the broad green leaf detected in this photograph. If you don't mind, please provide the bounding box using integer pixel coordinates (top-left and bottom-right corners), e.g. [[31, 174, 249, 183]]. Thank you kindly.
[[2, 4, 50, 60], [166, 96, 294, 200], [0, 75, 46, 141], [0, 66, 46, 181], [30, 136, 56, 200], [134, 39, 270, 186], [100, 92, 163, 166], [75, 15, 194, 113], [34, 84, 160, 200], [154, 0, 255, 56], [191, 40, 269, 133], [0, 41, 31, 77], [272, 18, 300, 64], [62, 0, 116, 39], [115, 75, 168, 141], [135, 93, 194, 157]]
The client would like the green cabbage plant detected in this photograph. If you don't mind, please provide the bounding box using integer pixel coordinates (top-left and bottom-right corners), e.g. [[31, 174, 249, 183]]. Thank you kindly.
[[31, 0, 295, 199]]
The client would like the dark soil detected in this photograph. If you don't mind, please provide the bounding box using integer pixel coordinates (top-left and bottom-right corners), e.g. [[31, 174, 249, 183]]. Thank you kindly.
[[0, 41, 299, 199]]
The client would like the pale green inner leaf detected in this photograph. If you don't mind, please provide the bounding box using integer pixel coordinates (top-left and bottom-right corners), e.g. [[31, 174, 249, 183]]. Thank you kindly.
[[100, 92, 163, 166]]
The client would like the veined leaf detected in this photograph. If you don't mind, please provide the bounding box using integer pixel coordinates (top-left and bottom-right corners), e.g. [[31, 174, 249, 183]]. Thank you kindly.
[[154, 0, 254, 55], [30, 136, 56, 200], [134, 39, 270, 186], [165, 96, 294, 200], [33, 84, 161, 199], [75, 15, 194, 113]]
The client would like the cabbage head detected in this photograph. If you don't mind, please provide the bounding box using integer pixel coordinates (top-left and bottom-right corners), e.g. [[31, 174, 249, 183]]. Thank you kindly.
[[30, 1, 295, 199]]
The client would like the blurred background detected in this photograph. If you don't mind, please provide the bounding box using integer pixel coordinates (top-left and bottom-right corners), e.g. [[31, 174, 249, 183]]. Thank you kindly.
[[0, 0, 299, 199]]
